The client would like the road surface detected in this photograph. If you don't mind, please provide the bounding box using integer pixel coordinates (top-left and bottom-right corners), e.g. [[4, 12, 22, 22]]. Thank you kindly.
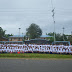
[[0, 59, 72, 72]]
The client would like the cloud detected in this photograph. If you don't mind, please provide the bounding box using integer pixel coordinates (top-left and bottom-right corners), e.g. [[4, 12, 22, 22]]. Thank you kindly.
[[0, 0, 72, 35]]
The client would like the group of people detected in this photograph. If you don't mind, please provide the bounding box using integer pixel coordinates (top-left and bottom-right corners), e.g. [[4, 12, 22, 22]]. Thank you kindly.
[[0, 43, 72, 54]]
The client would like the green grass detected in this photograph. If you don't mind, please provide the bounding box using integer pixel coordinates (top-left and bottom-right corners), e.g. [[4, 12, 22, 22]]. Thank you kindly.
[[0, 53, 72, 59]]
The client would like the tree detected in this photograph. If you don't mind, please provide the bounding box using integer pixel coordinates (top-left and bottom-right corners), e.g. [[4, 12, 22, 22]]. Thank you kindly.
[[47, 32, 54, 36], [47, 32, 68, 41], [68, 36, 72, 44], [26, 23, 42, 39], [0, 27, 6, 39], [5, 34, 13, 38]]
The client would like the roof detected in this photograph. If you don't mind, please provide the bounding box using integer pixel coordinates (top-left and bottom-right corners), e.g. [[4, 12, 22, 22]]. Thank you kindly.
[[9, 35, 53, 38], [40, 35, 53, 37], [30, 39, 48, 41], [9, 35, 24, 37]]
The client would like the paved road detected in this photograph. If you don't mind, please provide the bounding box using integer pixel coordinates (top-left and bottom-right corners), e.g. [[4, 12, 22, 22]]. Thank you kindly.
[[0, 59, 72, 72]]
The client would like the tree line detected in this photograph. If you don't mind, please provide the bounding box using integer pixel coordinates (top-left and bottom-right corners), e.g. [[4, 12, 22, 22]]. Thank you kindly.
[[0, 23, 72, 43]]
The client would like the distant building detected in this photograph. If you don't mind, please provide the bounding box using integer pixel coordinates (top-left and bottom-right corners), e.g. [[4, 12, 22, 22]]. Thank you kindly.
[[0, 37, 8, 41], [40, 35, 53, 41], [24, 39, 52, 44], [9, 35, 24, 41], [9, 35, 53, 41]]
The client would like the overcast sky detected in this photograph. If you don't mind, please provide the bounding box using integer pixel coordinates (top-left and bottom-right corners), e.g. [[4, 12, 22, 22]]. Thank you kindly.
[[0, 0, 72, 35]]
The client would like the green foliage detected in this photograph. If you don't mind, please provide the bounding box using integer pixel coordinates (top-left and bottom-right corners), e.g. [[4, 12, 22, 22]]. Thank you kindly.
[[24, 36, 26, 41], [47, 32, 54, 36], [47, 32, 68, 41], [0, 27, 13, 40], [23, 35, 28, 41], [0, 27, 6, 39], [0, 53, 72, 59], [68, 36, 72, 44], [26, 23, 42, 39], [47, 37, 54, 41], [5, 34, 13, 38]]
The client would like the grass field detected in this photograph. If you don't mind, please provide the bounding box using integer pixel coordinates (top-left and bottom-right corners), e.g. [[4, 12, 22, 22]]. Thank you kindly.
[[0, 53, 72, 59]]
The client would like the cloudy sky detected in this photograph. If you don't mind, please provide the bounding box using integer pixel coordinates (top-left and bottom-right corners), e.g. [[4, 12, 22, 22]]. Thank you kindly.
[[0, 0, 72, 35]]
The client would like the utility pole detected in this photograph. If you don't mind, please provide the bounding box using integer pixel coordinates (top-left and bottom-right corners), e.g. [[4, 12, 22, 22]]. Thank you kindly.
[[62, 27, 65, 41], [52, 8, 55, 42], [71, 31, 72, 36], [22, 33, 24, 41], [19, 28, 21, 37], [51, 0, 56, 43]]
